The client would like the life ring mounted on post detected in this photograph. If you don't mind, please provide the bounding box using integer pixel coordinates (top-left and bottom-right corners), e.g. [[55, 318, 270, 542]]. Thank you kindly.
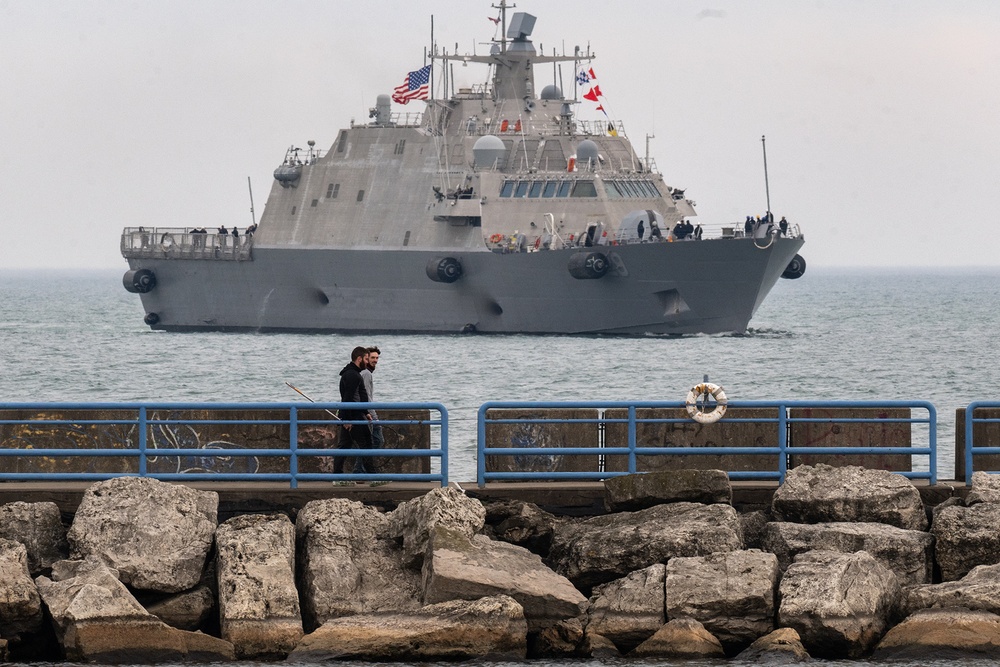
[[685, 382, 728, 424]]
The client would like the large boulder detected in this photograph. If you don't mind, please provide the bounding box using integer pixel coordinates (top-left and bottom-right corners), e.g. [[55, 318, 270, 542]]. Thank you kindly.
[[66, 477, 217, 592], [0, 501, 68, 575], [778, 550, 900, 658], [35, 559, 233, 662], [422, 527, 585, 630], [586, 564, 665, 653], [604, 469, 732, 511], [966, 471, 1000, 505], [528, 618, 586, 658], [873, 607, 1000, 660], [0, 539, 44, 641], [548, 502, 743, 592], [296, 498, 420, 630], [482, 499, 561, 556], [216, 514, 303, 659], [771, 464, 927, 530], [902, 562, 1000, 616], [629, 617, 725, 659], [664, 549, 779, 652], [388, 487, 486, 569], [288, 595, 527, 661], [762, 521, 934, 586], [735, 627, 811, 663], [932, 503, 1000, 581]]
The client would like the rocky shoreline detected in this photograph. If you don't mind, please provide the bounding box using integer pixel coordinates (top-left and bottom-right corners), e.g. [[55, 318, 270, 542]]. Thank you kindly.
[[4, 465, 1000, 662]]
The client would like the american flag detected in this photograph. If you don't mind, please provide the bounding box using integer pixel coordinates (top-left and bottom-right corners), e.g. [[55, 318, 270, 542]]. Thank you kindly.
[[392, 65, 431, 104]]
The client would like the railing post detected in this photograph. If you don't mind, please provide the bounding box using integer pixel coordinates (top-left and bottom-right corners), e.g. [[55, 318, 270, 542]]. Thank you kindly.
[[966, 402, 976, 485], [477, 404, 487, 487], [778, 403, 788, 483], [928, 403, 937, 485], [289, 406, 298, 489], [628, 405, 637, 474], [138, 406, 148, 477]]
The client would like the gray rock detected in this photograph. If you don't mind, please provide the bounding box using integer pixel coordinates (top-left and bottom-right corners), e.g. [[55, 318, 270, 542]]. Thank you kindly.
[[762, 521, 934, 586], [967, 471, 1000, 505], [0, 539, 44, 641], [740, 510, 771, 550], [289, 594, 527, 661], [483, 499, 561, 556], [35, 559, 232, 662], [902, 562, 1000, 616], [772, 464, 927, 530], [548, 502, 743, 592], [873, 607, 1000, 660], [0, 501, 68, 575], [67, 477, 218, 592], [388, 487, 486, 569], [736, 627, 812, 663], [604, 469, 732, 511], [146, 585, 215, 631], [296, 498, 421, 630], [630, 617, 726, 659], [664, 549, 779, 652], [422, 527, 586, 631], [587, 564, 665, 653], [932, 503, 1000, 580], [778, 550, 900, 658], [216, 513, 303, 659]]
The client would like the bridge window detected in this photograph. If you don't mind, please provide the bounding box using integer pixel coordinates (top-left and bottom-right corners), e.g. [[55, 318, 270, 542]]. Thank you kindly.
[[528, 181, 544, 198], [327, 183, 340, 199], [571, 180, 598, 197], [514, 181, 530, 198], [542, 181, 558, 198], [557, 181, 572, 197], [500, 180, 515, 197], [605, 181, 623, 199]]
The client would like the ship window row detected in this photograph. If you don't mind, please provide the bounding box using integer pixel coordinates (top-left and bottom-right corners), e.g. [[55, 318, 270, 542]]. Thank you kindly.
[[499, 179, 598, 199], [604, 179, 662, 199]]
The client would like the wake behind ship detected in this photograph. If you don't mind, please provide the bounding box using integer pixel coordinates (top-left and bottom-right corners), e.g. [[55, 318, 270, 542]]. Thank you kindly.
[[121, 4, 806, 335]]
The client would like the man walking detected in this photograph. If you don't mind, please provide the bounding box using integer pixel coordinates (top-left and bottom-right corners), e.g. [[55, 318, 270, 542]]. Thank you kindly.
[[360, 346, 384, 448], [337, 346, 375, 475]]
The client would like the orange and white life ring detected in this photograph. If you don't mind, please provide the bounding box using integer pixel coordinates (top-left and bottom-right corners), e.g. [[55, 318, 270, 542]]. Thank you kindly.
[[685, 382, 728, 424], [489, 233, 504, 244]]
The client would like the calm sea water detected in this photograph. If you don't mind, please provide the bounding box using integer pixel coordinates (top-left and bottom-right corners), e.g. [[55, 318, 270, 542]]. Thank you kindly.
[[1, 267, 999, 483], [2, 268, 999, 666]]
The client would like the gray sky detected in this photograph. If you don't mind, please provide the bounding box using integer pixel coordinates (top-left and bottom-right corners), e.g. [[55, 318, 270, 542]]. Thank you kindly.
[[2, 1, 998, 270]]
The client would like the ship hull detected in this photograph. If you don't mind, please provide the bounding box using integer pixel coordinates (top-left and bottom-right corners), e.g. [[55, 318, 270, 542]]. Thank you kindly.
[[127, 237, 804, 335]]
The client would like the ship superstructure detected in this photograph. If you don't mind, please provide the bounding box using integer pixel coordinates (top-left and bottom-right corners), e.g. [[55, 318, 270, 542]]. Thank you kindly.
[[121, 4, 805, 334]]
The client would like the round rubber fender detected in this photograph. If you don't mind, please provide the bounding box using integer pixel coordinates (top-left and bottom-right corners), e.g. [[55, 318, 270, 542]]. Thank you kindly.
[[567, 251, 609, 279], [143, 312, 160, 326], [781, 254, 806, 279], [685, 382, 728, 424], [426, 257, 463, 283], [123, 268, 156, 293]]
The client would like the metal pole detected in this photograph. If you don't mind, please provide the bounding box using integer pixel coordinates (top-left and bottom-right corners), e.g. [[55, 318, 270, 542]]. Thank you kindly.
[[761, 135, 771, 217], [247, 177, 256, 226]]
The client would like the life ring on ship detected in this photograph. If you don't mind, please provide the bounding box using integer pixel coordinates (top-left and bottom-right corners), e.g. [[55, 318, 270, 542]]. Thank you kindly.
[[685, 382, 728, 424], [489, 233, 504, 244]]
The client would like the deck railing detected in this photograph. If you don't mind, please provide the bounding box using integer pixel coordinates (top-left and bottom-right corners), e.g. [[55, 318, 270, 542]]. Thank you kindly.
[[476, 400, 937, 487], [963, 401, 1000, 484], [0, 402, 448, 487]]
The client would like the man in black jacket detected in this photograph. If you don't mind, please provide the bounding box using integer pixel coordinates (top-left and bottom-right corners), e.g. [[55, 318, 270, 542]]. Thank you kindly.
[[336, 346, 375, 475]]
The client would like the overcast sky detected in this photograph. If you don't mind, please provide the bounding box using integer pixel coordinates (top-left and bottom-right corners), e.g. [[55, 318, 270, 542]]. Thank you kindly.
[[2, 1, 998, 270]]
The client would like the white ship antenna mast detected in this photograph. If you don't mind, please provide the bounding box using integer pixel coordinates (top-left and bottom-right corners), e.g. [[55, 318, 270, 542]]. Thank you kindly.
[[762, 134, 771, 217]]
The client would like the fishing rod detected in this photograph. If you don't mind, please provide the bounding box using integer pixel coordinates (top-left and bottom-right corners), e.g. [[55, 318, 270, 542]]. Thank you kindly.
[[284, 382, 340, 420]]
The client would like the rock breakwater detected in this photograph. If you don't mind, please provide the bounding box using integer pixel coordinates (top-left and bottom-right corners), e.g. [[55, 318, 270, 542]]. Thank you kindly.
[[4, 467, 1000, 661]]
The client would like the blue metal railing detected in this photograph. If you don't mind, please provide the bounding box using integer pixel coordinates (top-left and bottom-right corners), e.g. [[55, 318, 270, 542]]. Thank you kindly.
[[964, 401, 1000, 484], [0, 402, 448, 487], [477, 400, 937, 487]]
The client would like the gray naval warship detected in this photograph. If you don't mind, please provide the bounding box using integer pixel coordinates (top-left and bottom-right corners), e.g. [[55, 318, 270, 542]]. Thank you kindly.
[[121, 4, 805, 335]]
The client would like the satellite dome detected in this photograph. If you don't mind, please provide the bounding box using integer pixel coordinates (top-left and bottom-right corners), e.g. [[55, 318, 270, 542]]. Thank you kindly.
[[540, 85, 562, 100], [473, 135, 506, 168], [576, 139, 599, 166]]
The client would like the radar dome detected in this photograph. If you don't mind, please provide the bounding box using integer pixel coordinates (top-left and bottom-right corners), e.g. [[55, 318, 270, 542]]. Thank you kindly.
[[540, 85, 562, 100], [473, 135, 506, 169], [576, 139, 599, 166]]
